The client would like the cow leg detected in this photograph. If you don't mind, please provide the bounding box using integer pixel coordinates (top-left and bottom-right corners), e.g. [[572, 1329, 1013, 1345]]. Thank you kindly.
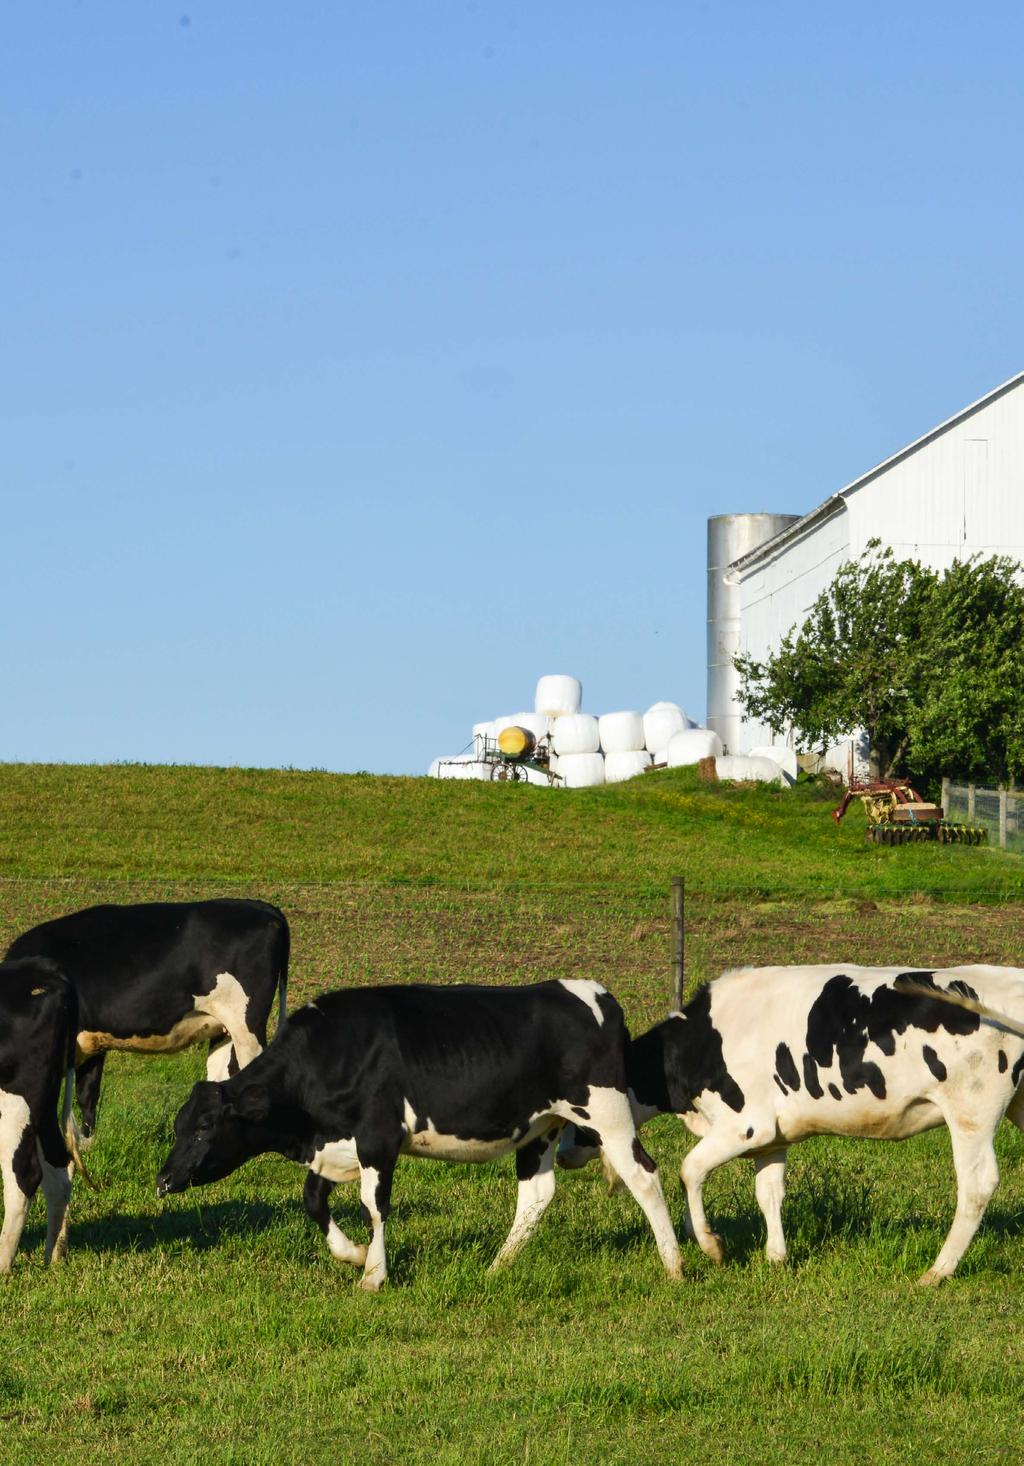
[[37, 1145, 72, 1265], [356, 1150, 397, 1293], [75, 1053, 106, 1142], [583, 1089, 682, 1280], [0, 1098, 38, 1273], [36, 1105, 72, 1265], [489, 1132, 558, 1272], [919, 1122, 1000, 1286], [680, 1123, 771, 1264], [753, 1147, 789, 1263], [302, 1172, 367, 1268]]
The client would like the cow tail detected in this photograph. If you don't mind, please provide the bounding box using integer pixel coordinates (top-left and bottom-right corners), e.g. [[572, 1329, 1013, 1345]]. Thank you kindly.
[[276, 918, 290, 1035], [61, 981, 97, 1191]]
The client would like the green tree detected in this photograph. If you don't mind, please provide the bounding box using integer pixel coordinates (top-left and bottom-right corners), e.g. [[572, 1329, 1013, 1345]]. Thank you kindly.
[[734, 543, 1024, 783]]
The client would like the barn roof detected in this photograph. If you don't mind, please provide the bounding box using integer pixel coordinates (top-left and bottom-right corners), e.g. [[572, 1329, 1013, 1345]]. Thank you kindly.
[[729, 369, 1024, 573]]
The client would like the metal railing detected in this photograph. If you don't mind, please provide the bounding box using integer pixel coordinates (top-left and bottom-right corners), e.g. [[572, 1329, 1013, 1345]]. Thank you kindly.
[[942, 779, 1023, 852]]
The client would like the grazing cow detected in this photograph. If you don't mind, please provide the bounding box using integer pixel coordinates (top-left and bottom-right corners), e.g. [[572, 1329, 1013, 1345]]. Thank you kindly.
[[6, 900, 289, 1139], [559, 965, 1024, 1284], [0, 958, 79, 1270], [156, 979, 683, 1290]]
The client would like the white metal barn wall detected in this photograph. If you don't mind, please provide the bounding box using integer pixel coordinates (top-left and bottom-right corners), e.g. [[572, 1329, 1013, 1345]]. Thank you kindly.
[[722, 372, 1024, 760]]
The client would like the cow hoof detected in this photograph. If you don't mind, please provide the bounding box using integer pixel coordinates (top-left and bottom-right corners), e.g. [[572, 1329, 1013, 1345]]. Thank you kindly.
[[765, 1248, 787, 1265], [358, 1272, 386, 1293], [702, 1234, 725, 1265], [917, 1268, 949, 1287]]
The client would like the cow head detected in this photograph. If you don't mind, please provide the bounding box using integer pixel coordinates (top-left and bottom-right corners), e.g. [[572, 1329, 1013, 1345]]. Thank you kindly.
[[156, 1080, 270, 1198]]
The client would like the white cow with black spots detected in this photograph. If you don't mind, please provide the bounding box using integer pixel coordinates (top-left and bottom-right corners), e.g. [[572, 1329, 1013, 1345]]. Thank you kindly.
[[560, 965, 1024, 1284]]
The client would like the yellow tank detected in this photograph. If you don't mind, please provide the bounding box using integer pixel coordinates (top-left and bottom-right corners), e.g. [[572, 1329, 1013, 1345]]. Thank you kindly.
[[497, 725, 537, 759]]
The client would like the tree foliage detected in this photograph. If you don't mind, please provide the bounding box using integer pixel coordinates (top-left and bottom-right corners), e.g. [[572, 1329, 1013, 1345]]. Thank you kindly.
[[734, 543, 1024, 783]]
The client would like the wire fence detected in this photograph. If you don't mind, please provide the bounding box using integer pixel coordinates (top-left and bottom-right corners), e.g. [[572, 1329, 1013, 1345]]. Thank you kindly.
[[942, 779, 1024, 852]]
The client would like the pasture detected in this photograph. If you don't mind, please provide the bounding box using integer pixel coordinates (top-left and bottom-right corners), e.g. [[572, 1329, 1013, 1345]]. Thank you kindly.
[[1, 762, 1024, 1463]]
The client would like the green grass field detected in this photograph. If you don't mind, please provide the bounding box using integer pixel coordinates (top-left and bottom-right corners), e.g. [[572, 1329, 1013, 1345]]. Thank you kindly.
[[1, 763, 1023, 1464]]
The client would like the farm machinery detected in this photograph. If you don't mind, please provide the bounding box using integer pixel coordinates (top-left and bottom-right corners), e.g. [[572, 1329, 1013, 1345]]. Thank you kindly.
[[482, 725, 561, 784], [832, 779, 987, 845]]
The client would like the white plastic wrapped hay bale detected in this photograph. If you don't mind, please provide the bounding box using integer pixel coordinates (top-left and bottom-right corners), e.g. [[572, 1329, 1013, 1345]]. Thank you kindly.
[[472, 720, 496, 755], [715, 754, 786, 785], [507, 711, 551, 742], [667, 728, 723, 767], [598, 711, 645, 753], [552, 713, 600, 756], [535, 674, 582, 718], [748, 744, 798, 784], [433, 756, 491, 781], [604, 749, 652, 783], [556, 751, 605, 788], [643, 702, 687, 752]]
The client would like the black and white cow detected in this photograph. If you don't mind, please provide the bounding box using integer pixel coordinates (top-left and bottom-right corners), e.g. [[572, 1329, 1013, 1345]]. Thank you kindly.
[[6, 900, 289, 1139], [0, 958, 79, 1270], [156, 978, 683, 1290], [560, 965, 1024, 1284]]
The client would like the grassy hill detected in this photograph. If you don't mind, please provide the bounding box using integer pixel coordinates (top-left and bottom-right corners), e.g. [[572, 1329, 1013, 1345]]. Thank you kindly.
[[1, 762, 1023, 1463]]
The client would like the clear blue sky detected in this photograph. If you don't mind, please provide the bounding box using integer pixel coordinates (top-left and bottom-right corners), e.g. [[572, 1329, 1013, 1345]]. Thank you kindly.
[[4, 3, 1022, 773]]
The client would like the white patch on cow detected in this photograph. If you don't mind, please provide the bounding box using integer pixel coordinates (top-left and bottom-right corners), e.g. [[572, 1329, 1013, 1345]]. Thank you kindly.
[[76, 971, 262, 1069], [0, 1089, 33, 1272], [558, 979, 607, 1026], [37, 1140, 72, 1264], [195, 972, 261, 1068], [206, 1041, 234, 1082], [401, 1117, 516, 1164], [308, 1137, 361, 1184], [402, 1099, 417, 1133]]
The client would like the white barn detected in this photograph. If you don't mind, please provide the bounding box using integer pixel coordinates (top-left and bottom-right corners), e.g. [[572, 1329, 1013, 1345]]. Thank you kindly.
[[707, 370, 1024, 772]]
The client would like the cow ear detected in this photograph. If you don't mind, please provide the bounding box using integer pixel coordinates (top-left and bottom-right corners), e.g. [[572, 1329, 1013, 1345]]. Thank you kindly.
[[234, 1085, 270, 1122]]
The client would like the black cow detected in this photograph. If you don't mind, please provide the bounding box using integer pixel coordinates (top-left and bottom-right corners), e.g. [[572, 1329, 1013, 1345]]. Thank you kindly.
[[6, 900, 289, 1140], [157, 978, 683, 1290], [0, 958, 78, 1270]]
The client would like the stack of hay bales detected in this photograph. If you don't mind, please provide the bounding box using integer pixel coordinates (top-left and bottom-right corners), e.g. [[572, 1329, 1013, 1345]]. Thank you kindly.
[[429, 678, 718, 788]]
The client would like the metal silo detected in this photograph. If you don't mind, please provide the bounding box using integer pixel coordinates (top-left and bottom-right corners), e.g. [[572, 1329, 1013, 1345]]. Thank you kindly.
[[707, 513, 798, 753]]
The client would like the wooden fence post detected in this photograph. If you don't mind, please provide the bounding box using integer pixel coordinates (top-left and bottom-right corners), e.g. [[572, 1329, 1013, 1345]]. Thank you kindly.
[[999, 786, 1008, 849], [671, 876, 685, 1011], [968, 783, 976, 820], [941, 777, 951, 820]]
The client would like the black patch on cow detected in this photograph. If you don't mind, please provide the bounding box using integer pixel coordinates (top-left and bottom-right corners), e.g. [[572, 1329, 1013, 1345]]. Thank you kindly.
[[572, 1107, 590, 1121], [998, 1050, 1008, 1074], [828, 1083, 842, 1100], [922, 1045, 947, 1082], [745, 1126, 754, 1139], [1013, 1053, 1024, 1087], [571, 1125, 599, 1150], [774, 1075, 787, 1096], [802, 973, 980, 1103], [632, 1138, 657, 1173], [629, 986, 745, 1116], [774, 1042, 800, 1094], [515, 1135, 549, 1182], [802, 1052, 824, 1099]]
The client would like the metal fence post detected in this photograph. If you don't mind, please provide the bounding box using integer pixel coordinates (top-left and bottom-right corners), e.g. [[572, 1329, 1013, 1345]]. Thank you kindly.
[[671, 876, 685, 1011], [968, 783, 976, 820], [941, 777, 951, 820], [999, 786, 1008, 849]]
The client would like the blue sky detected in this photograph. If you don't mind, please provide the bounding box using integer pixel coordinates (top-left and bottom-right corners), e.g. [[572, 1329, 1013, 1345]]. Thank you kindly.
[[3, 3, 1022, 773]]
